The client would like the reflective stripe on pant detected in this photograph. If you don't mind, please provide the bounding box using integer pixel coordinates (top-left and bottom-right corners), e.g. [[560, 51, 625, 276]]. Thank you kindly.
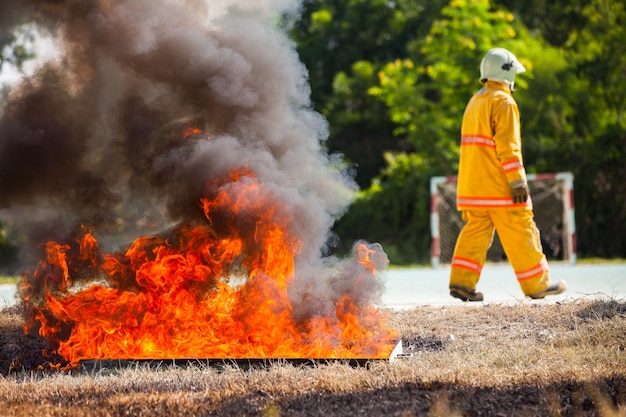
[[449, 209, 550, 296]]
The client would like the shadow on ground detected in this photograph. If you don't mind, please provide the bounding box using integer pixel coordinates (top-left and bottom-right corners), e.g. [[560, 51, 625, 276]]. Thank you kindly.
[[208, 376, 626, 417]]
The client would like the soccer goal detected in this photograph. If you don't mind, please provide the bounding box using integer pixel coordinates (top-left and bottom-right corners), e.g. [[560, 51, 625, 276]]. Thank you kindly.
[[430, 172, 576, 267]]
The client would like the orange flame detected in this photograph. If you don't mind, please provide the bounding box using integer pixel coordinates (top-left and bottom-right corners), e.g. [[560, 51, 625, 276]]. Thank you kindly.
[[21, 168, 398, 367], [183, 127, 210, 140]]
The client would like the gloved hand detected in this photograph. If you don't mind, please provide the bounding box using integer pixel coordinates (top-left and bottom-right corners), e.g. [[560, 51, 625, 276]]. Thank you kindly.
[[511, 184, 529, 204]]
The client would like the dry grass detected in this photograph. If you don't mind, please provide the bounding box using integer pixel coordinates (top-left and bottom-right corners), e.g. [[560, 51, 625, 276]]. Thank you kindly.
[[1, 298, 625, 416]]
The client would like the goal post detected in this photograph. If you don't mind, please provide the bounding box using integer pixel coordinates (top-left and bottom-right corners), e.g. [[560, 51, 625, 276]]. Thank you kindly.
[[430, 172, 576, 268]]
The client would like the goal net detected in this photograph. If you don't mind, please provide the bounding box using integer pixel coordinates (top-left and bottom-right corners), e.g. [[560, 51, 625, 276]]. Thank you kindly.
[[430, 172, 576, 267]]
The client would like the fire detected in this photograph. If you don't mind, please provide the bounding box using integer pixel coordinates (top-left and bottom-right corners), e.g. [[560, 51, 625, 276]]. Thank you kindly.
[[21, 168, 398, 367], [183, 127, 210, 140]]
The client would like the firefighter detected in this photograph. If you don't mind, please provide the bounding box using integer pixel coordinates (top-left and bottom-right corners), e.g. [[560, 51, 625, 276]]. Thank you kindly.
[[449, 47, 567, 302]]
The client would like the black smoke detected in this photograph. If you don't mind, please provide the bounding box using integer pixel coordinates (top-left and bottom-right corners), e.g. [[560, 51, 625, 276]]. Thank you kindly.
[[1, 0, 387, 317]]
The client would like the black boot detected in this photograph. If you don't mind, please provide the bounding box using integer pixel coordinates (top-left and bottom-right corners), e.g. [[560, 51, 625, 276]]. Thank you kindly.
[[450, 284, 484, 302]]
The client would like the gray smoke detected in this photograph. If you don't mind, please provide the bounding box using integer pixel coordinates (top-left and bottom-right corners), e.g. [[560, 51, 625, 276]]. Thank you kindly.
[[0, 0, 387, 317]]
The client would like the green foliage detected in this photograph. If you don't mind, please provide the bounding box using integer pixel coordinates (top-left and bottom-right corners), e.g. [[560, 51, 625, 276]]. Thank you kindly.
[[0, 275, 19, 284], [338, 0, 549, 264], [333, 152, 435, 264], [370, 0, 534, 174], [558, 0, 626, 257], [0, 24, 36, 74], [0, 222, 17, 268], [324, 59, 400, 186], [324, 0, 626, 262], [498, 0, 626, 258], [0, 0, 624, 264], [292, 0, 415, 107], [291, 0, 449, 187]]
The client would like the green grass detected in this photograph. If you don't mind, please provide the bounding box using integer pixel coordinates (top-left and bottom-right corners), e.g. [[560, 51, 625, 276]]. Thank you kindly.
[[577, 257, 626, 264], [0, 276, 19, 285], [388, 257, 626, 269]]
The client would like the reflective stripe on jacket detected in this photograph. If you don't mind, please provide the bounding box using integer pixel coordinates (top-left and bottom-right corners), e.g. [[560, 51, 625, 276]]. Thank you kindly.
[[456, 81, 531, 210]]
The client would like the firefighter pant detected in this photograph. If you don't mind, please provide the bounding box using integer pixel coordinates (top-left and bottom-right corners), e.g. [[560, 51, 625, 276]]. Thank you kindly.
[[449, 209, 550, 296]]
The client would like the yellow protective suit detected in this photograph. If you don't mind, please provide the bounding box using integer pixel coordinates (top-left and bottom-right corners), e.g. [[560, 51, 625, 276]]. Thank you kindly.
[[450, 81, 550, 296]]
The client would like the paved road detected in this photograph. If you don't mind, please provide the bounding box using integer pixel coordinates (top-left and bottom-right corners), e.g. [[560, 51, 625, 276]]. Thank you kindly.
[[2, 263, 625, 310], [0, 283, 17, 308], [382, 262, 626, 308]]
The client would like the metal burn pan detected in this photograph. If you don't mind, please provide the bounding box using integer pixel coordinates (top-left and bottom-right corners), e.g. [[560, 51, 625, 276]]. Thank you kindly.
[[78, 340, 403, 372]]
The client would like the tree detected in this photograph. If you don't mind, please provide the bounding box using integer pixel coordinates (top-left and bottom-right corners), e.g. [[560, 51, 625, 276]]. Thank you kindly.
[[335, 0, 626, 262], [0, 24, 36, 78], [371, 0, 549, 171], [332, 151, 437, 264], [0, 24, 37, 269], [497, 0, 626, 257], [336, 0, 552, 263], [556, 0, 626, 257], [291, 0, 449, 187]]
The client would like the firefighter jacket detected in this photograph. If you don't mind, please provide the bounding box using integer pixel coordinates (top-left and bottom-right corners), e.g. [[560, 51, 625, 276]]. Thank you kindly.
[[456, 81, 531, 210]]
